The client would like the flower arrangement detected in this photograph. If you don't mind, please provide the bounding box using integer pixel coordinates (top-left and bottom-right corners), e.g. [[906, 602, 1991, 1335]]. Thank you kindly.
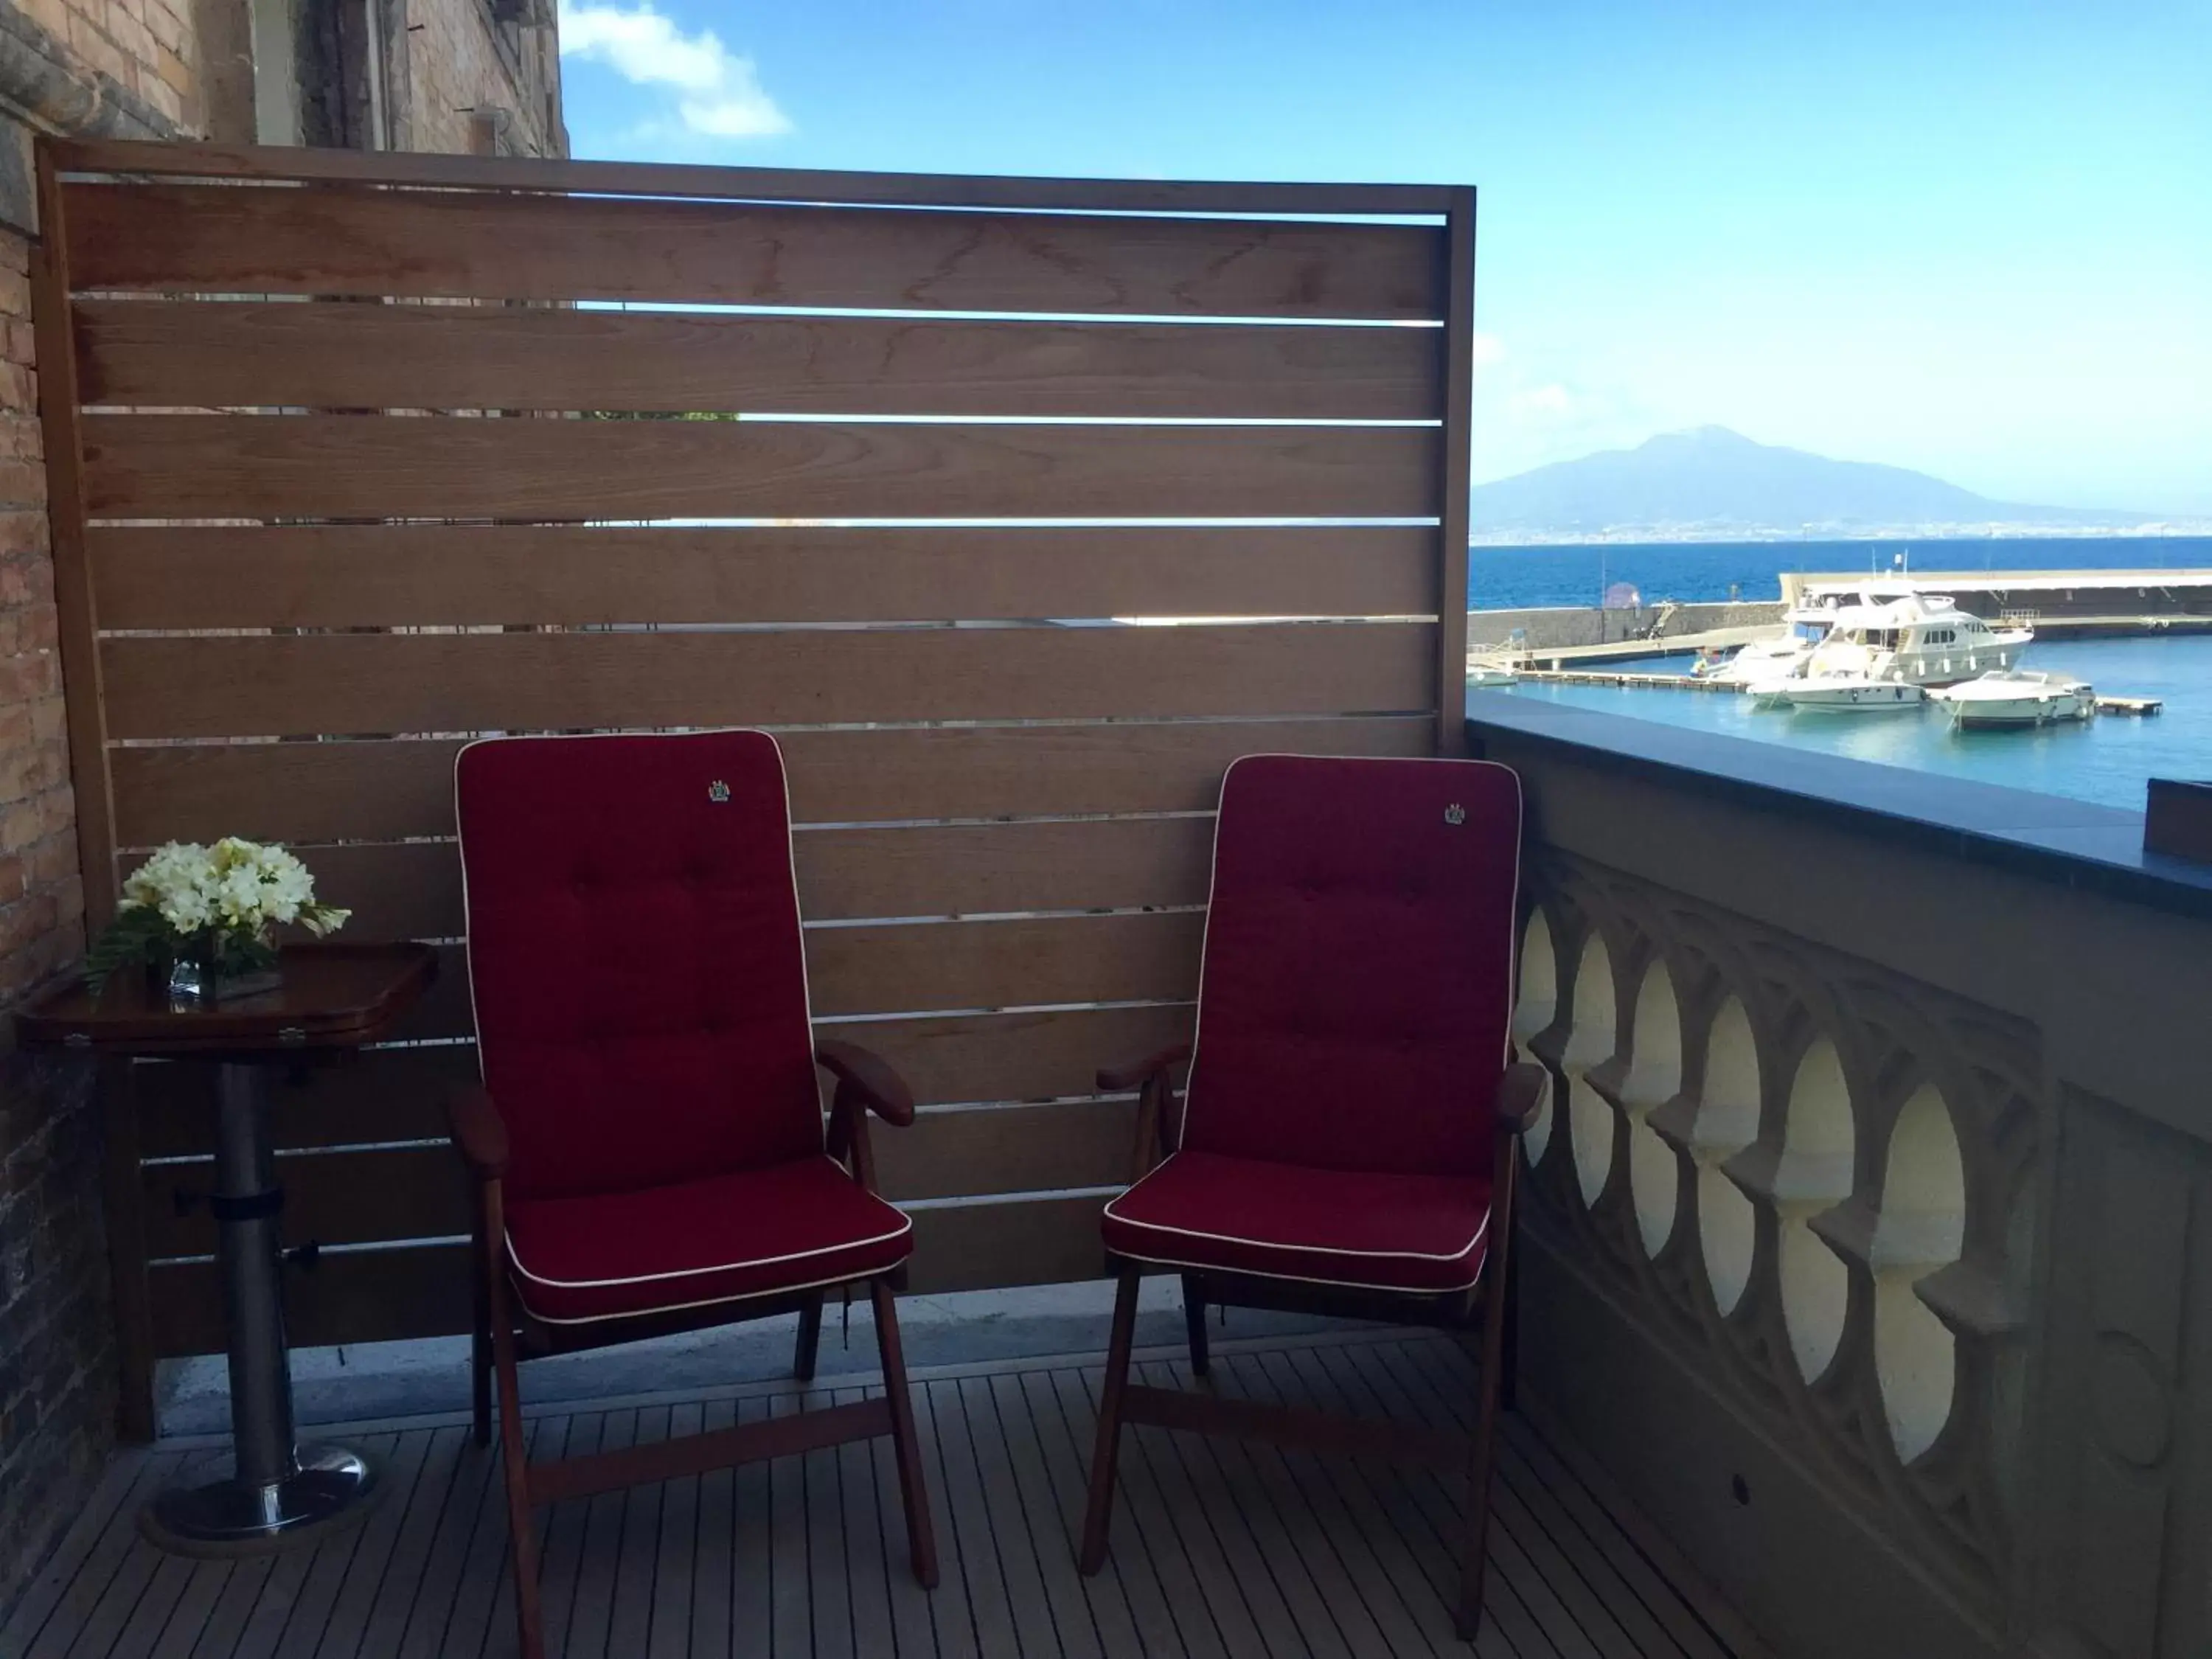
[[86, 838, 351, 998]]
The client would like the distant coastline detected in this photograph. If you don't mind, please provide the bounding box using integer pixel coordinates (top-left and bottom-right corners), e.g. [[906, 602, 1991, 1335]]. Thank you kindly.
[[1471, 523, 2212, 548], [1466, 533, 2212, 611]]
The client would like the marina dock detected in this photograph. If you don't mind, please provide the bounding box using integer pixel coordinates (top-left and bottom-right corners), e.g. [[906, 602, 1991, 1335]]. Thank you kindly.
[[1506, 665, 2164, 715]]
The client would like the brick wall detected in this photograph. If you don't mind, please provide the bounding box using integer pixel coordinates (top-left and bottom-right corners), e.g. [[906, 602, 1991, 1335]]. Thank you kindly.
[[400, 0, 561, 156], [0, 210, 113, 1611], [17, 0, 196, 127], [0, 0, 560, 1613]]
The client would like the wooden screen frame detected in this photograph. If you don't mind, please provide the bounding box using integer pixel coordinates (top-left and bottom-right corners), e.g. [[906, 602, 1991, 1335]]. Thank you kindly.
[[35, 137, 1475, 1436]]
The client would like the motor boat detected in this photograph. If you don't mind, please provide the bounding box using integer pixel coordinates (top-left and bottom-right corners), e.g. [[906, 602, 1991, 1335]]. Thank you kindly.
[[1780, 677, 1928, 712], [1708, 596, 1854, 686], [1790, 593, 2031, 689], [1930, 669, 2095, 728]]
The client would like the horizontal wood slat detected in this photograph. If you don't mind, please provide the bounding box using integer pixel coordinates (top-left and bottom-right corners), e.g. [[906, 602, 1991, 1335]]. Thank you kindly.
[[904, 1194, 1110, 1296], [133, 1004, 1188, 1161], [296, 816, 1214, 939], [66, 185, 1447, 318], [145, 1100, 1134, 1255], [91, 525, 1438, 630], [54, 136, 1464, 215], [145, 1193, 1109, 1354], [802, 911, 1204, 1020], [100, 623, 1436, 740], [382, 914, 1203, 1040], [109, 717, 1433, 846], [150, 1244, 473, 1354], [83, 414, 1439, 522], [80, 302, 1444, 420], [874, 1102, 1137, 1206], [133, 1045, 478, 1157]]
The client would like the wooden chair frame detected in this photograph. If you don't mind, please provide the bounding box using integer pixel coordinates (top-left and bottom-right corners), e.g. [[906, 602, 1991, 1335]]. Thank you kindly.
[[448, 1037, 939, 1659], [1077, 1048, 1545, 1640]]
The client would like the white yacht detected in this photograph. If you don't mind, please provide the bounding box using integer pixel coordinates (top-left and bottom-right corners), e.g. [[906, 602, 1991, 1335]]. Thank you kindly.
[[1708, 599, 1844, 685], [1931, 669, 2095, 728], [1743, 591, 2031, 708]]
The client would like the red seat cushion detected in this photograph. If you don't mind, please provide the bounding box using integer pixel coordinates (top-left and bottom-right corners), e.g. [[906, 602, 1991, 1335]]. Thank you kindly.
[[456, 731, 822, 1205], [1102, 1150, 1494, 1293], [1182, 754, 1522, 1181], [504, 1156, 913, 1326]]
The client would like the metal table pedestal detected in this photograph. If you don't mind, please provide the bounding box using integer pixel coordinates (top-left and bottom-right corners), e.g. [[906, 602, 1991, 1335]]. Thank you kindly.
[[141, 1061, 380, 1555]]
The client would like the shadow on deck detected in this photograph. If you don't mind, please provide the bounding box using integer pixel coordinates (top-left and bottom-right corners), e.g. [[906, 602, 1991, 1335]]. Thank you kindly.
[[6, 1329, 1763, 1658]]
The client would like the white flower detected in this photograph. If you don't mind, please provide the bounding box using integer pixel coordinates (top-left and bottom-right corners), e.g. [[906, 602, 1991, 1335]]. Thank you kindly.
[[116, 838, 345, 939]]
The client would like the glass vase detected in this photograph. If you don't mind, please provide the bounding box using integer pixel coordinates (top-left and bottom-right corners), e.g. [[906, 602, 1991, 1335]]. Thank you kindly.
[[165, 933, 283, 1007]]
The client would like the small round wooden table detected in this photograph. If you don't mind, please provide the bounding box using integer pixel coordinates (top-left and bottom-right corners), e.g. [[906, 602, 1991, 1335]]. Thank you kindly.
[[17, 942, 437, 1555]]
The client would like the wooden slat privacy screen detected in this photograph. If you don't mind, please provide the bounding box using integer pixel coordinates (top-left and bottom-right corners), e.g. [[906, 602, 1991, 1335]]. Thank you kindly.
[[35, 138, 1473, 1413]]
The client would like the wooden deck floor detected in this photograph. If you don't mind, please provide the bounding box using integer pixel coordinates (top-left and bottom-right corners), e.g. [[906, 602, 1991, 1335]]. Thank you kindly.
[[4, 1329, 1759, 1659]]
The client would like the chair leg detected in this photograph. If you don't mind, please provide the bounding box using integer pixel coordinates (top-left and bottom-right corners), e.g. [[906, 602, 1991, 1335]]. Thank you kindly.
[[1180, 1271, 1211, 1379], [487, 1273, 545, 1659], [1498, 1222, 1521, 1415], [1078, 1266, 1143, 1574], [1458, 1240, 1514, 1638], [469, 1203, 493, 1447], [871, 1277, 939, 1588], [793, 1290, 825, 1383]]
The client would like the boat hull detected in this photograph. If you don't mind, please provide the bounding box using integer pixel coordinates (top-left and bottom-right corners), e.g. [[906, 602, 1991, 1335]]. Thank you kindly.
[[1784, 680, 1926, 712]]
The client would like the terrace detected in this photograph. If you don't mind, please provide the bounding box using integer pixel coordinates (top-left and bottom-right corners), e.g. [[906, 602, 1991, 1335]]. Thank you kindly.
[[5, 136, 2208, 1659]]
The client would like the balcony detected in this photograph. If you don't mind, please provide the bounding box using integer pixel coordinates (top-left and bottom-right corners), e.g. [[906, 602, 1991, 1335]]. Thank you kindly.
[[7, 1324, 1762, 1658], [6, 135, 2208, 1659]]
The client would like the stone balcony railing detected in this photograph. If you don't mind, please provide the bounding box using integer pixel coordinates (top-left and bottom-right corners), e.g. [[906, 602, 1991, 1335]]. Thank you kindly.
[[1470, 695, 2212, 1659]]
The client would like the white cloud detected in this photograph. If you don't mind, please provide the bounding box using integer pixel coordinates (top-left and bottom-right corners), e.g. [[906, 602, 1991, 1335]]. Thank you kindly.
[[1470, 332, 1509, 369], [1510, 383, 1573, 418], [560, 1, 791, 139]]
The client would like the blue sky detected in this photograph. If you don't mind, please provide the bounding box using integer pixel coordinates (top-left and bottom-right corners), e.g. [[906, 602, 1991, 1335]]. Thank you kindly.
[[554, 1, 2212, 514]]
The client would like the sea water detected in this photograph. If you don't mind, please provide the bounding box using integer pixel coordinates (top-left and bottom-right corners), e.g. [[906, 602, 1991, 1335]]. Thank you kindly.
[[1469, 535, 2212, 610], [1467, 538, 2212, 810]]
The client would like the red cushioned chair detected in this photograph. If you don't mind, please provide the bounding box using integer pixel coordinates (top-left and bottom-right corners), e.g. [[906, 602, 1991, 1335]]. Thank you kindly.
[[449, 730, 936, 1659], [1077, 753, 1544, 1640]]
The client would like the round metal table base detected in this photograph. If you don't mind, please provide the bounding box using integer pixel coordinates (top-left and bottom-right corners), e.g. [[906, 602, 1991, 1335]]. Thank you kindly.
[[139, 1444, 383, 1559]]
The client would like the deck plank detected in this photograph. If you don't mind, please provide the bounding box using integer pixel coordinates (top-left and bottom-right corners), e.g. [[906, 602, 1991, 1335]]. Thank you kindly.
[[1338, 1340, 1636, 1659], [608, 1407, 672, 1658], [1273, 1346, 1537, 1659], [252, 1432, 406, 1659], [830, 1388, 896, 1659], [1390, 1341, 1697, 1659], [803, 1394, 855, 1659], [644, 1401, 703, 1659], [727, 1397, 773, 1658], [1091, 1363, 1270, 1659], [682, 1399, 737, 1659], [1018, 1368, 1159, 1659], [923, 1375, 1019, 1656], [15, 1332, 1758, 1659], [439, 1419, 541, 1659], [1209, 1352, 1430, 1659]]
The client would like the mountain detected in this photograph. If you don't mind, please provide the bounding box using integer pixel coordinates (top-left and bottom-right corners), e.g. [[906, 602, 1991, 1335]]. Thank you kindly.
[[1469, 427, 2166, 541]]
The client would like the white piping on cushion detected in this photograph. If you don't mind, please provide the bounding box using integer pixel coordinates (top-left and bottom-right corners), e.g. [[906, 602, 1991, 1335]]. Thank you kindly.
[[505, 1157, 911, 1291], [1104, 1235, 1489, 1298], [1102, 1152, 1492, 1262], [512, 1257, 907, 1328]]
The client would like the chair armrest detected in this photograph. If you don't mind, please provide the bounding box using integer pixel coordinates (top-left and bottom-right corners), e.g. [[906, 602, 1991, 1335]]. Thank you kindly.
[[1494, 1062, 1548, 1135], [815, 1039, 916, 1128], [1096, 1043, 1192, 1093], [446, 1086, 510, 1180]]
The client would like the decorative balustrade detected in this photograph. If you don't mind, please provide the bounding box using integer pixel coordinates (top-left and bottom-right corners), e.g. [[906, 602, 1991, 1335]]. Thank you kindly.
[[1476, 696, 2212, 1659], [1513, 849, 2039, 1630]]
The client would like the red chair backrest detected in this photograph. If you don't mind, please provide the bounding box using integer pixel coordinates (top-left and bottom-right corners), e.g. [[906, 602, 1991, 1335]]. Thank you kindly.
[[455, 731, 821, 1203], [1180, 754, 1522, 1180]]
